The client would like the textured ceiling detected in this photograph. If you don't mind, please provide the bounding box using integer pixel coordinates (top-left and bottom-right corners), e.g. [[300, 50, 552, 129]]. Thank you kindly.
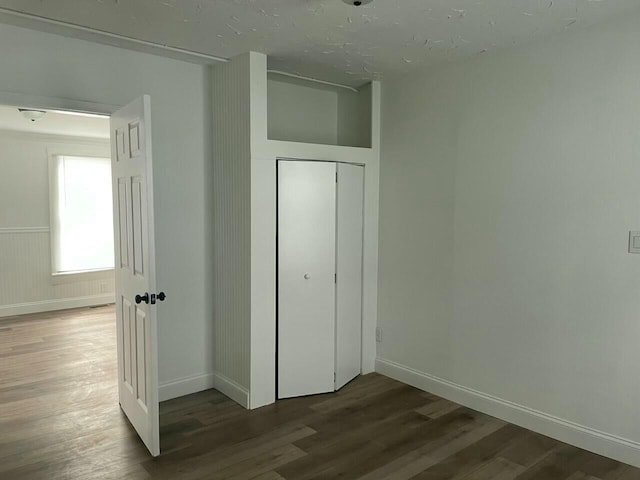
[[0, 0, 639, 86]]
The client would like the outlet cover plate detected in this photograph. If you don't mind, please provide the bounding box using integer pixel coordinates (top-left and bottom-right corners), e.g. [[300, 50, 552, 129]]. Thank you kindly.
[[629, 231, 640, 254]]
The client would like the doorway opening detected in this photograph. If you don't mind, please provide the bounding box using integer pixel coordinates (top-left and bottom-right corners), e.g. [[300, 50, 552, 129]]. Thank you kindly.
[[0, 104, 114, 315], [0, 104, 143, 462], [0, 96, 163, 459]]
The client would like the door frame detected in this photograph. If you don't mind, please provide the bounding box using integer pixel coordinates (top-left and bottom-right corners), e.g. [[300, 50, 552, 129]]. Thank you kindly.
[[275, 157, 366, 399], [0, 91, 120, 117]]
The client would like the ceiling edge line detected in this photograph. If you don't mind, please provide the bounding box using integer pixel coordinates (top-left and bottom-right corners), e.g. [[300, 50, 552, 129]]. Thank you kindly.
[[0, 6, 229, 64], [267, 70, 359, 93]]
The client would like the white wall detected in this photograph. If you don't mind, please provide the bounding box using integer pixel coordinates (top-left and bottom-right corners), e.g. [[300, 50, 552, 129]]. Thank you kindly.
[[378, 13, 640, 467], [0, 22, 215, 396], [0, 132, 58, 228], [337, 83, 372, 149], [0, 131, 114, 316], [267, 75, 338, 145]]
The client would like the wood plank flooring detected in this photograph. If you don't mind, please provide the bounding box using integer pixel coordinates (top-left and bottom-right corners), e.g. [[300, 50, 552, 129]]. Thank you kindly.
[[1, 306, 639, 479]]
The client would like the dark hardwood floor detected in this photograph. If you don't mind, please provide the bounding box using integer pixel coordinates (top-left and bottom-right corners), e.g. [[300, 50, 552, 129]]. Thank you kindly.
[[1, 306, 638, 479]]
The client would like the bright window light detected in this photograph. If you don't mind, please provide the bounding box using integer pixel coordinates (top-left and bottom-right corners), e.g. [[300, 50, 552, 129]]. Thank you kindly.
[[51, 155, 114, 274]]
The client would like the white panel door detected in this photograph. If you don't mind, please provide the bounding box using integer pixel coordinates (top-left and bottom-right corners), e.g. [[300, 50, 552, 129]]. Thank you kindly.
[[111, 96, 160, 456], [278, 160, 336, 399], [335, 163, 365, 390]]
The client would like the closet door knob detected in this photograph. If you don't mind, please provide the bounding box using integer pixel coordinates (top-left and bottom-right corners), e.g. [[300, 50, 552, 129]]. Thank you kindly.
[[304, 274, 311, 280]]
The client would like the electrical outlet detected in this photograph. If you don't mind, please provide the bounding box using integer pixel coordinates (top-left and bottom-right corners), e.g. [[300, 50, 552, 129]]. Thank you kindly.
[[630, 231, 640, 254], [376, 327, 383, 343]]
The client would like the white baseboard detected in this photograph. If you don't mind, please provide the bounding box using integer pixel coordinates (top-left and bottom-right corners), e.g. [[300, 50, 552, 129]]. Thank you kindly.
[[376, 358, 640, 468], [213, 372, 250, 408], [158, 371, 250, 408], [0, 294, 115, 318], [159, 373, 216, 402]]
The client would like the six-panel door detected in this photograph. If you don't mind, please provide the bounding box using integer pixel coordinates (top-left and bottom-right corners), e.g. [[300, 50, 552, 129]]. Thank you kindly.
[[111, 96, 159, 456]]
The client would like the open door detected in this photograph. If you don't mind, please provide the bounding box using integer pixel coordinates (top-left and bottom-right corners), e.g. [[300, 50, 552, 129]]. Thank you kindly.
[[111, 95, 160, 456]]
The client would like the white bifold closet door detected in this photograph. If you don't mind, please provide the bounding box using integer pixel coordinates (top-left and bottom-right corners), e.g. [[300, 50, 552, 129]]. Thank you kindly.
[[334, 162, 364, 390], [278, 160, 364, 399]]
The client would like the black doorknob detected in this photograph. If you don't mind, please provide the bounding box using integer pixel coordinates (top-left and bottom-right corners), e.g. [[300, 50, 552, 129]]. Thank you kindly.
[[157, 292, 166, 302], [135, 293, 149, 304]]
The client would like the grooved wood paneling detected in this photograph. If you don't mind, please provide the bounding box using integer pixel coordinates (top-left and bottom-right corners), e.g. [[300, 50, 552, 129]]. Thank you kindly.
[[0, 230, 114, 312], [211, 54, 252, 390]]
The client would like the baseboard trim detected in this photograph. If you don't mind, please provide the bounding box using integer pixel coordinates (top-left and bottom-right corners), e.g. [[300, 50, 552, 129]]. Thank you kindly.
[[376, 358, 640, 468], [0, 294, 115, 318], [158, 372, 250, 408], [159, 373, 216, 402], [213, 372, 250, 409]]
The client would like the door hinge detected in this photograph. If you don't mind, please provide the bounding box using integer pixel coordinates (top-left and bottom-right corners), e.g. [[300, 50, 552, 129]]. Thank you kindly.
[[334, 273, 337, 283], [336, 172, 338, 183]]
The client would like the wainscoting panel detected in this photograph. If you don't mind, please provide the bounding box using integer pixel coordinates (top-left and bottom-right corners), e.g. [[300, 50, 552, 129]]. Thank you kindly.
[[0, 228, 115, 317]]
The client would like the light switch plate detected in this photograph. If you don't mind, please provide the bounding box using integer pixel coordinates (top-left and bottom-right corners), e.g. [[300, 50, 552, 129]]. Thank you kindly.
[[629, 231, 640, 254]]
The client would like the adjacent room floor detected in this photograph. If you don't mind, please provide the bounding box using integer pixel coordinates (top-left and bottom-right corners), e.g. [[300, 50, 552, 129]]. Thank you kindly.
[[1, 306, 638, 479]]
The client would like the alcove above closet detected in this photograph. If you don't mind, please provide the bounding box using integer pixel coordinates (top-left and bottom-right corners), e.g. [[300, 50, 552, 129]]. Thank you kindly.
[[267, 72, 372, 148]]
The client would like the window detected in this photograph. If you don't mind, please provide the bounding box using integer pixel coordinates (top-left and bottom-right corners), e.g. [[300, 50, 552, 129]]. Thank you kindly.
[[50, 155, 114, 275]]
